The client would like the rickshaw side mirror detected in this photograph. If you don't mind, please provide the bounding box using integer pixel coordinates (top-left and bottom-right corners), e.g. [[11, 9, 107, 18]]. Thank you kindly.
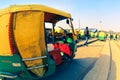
[[66, 19, 69, 24]]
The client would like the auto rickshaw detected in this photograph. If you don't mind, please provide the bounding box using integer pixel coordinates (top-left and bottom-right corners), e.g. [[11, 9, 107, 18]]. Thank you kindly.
[[98, 31, 106, 41], [117, 34, 120, 40], [113, 33, 117, 40], [79, 29, 85, 40], [75, 29, 80, 39], [0, 4, 76, 80], [90, 31, 95, 38], [107, 33, 110, 40], [68, 29, 78, 43], [94, 32, 98, 38]]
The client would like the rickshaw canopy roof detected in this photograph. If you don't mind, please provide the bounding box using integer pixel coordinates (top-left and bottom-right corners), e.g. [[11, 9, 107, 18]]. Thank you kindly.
[[0, 4, 71, 18]]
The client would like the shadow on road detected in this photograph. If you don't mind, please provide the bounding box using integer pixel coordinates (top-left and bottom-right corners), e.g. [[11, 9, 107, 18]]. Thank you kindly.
[[43, 57, 98, 80]]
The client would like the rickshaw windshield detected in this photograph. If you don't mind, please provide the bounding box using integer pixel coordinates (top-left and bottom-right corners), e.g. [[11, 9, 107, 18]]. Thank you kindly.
[[55, 19, 71, 30], [45, 18, 73, 32]]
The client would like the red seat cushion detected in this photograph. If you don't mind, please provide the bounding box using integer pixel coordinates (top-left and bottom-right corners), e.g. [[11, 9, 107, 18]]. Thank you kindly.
[[54, 43, 71, 57], [48, 48, 62, 65]]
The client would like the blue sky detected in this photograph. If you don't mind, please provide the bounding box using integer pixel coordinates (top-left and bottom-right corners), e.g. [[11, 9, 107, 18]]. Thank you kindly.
[[0, 0, 120, 32]]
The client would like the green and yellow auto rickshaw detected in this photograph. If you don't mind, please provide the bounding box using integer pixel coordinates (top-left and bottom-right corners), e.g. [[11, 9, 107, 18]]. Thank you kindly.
[[75, 29, 80, 39], [68, 29, 78, 42], [98, 31, 106, 41], [113, 33, 117, 40], [90, 31, 95, 38], [0, 4, 76, 80], [94, 32, 98, 38]]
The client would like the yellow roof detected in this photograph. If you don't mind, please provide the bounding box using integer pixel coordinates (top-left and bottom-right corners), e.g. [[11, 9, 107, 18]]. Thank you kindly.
[[0, 4, 71, 18]]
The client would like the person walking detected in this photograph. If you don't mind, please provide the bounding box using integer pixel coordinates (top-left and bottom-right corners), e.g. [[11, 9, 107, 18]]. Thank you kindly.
[[84, 27, 89, 46], [110, 34, 113, 40]]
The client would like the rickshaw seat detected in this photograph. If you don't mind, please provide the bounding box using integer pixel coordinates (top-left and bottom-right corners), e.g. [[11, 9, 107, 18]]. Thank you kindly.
[[54, 42, 71, 57], [47, 44, 62, 65], [47, 44, 54, 52]]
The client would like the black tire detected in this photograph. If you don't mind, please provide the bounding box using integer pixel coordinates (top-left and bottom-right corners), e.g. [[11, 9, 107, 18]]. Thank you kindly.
[[62, 53, 72, 64]]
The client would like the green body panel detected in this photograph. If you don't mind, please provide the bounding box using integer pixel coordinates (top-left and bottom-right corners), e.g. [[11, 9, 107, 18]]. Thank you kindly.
[[0, 53, 56, 80], [0, 54, 34, 80], [98, 36, 106, 41]]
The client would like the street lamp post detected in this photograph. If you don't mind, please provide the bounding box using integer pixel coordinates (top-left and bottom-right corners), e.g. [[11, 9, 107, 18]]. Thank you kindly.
[[79, 19, 80, 31], [99, 21, 102, 31]]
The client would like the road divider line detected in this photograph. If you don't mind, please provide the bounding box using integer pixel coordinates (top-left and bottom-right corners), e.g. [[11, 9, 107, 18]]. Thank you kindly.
[[77, 38, 98, 47]]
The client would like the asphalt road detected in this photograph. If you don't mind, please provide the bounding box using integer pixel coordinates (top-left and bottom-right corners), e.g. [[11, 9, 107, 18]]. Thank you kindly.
[[83, 40, 120, 80]]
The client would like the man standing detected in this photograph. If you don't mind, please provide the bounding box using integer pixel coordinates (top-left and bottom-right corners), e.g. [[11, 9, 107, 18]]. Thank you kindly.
[[84, 27, 89, 46]]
